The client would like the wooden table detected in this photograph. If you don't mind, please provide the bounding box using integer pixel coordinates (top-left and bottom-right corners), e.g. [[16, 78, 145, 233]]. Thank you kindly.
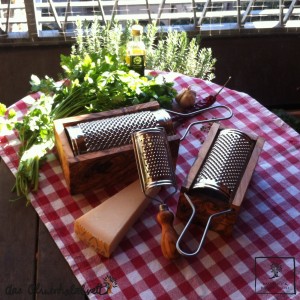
[[0, 158, 87, 300]]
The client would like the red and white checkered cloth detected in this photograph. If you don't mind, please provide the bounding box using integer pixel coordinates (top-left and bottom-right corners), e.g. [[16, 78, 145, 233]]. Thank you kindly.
[[1, 72, 300, 299]]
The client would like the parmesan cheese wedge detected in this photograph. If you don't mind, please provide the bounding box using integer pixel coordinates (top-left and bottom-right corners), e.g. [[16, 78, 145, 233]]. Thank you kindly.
[[74, 179, 157, 258]]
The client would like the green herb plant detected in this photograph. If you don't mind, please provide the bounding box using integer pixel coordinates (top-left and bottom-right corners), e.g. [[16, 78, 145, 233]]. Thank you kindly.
[[145, 25, 216, 80], [1, 18, 216, 204]]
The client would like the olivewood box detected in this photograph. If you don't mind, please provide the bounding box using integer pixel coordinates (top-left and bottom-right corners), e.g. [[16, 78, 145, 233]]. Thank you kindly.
[[53, 101, 180, 194]]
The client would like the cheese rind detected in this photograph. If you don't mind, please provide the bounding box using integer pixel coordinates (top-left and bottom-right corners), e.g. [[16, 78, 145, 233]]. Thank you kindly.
[[74, 180, 154, 257]]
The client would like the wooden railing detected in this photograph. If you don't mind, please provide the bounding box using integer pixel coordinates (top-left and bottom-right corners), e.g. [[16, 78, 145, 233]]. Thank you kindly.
[[0, 0, 300, 45]]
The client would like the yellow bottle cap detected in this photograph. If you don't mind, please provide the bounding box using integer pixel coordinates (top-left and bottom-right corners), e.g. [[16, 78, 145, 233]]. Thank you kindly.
[[131, 24, 143, 36]]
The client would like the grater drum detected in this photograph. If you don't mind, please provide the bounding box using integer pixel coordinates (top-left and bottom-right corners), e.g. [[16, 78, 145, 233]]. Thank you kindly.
[[66, 109, 174, 156], [176, 123, 264, 256], [191, 128, 255, 202], [131, 127, 177, 195], [65, 104, 232, 156], [131, 127, 179, 260]]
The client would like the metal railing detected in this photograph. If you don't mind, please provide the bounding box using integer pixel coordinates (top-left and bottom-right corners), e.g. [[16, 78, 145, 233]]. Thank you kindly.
[[0, 0, 299, 45]]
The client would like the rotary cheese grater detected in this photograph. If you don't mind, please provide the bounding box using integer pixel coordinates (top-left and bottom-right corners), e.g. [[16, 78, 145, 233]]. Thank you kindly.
[[131, 127, 179, 260], [131, 127, 177, 195], [176, 125, 263, 257], [66, 109, 173, 156], [192, 128, 255, 201], [65, 105, 232, 156]]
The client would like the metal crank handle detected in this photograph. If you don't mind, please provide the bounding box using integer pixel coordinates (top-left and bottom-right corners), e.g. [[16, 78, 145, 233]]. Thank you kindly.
[[179, 105, 233, 141], [176, 194, 233, 257], [156, 204, 180, 260], [166, 104, 230, 119]]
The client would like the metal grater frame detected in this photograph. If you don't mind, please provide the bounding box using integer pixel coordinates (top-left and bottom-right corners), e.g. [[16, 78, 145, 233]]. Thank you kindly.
[[176, 122, 265, 236]]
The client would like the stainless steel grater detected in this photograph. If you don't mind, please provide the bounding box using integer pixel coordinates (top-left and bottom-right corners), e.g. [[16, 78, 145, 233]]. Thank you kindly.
[[66, 109, 174, 155], [65, 105, 233, 156], [131, 127, 179, 260], [131, 127, 177, 196], [176, 128, 256, 257], [192, 128, 255, 202]]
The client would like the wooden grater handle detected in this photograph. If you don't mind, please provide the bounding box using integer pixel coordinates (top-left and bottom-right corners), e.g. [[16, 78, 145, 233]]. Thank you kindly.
[[156, 204, 179, 260]]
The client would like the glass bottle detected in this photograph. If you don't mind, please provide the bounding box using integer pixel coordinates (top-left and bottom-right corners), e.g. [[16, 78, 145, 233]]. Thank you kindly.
[[126, 24, 145, 76]]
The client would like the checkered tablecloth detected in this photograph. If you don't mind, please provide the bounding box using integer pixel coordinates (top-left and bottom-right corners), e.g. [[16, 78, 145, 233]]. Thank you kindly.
[[1, 72, 300, 299]]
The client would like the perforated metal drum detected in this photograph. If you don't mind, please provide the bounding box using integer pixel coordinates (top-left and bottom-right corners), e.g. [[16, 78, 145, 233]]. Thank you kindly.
[[192, 128, 255, 202], [65, 109, 174, 155], [131, 127, 177, 196]]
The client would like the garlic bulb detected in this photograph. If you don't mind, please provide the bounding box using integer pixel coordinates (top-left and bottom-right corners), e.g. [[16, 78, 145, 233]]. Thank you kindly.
[[175, 86, 196, 109]]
